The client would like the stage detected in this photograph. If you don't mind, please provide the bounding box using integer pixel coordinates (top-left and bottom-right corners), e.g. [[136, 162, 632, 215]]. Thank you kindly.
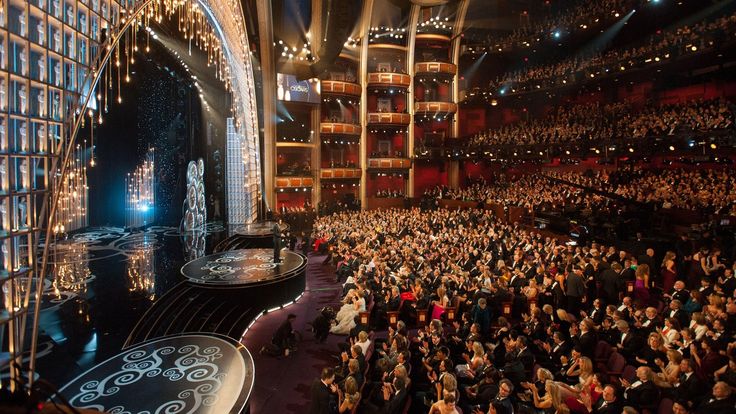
[[59, 334, 255, 414], [35, 226, 306, 413]]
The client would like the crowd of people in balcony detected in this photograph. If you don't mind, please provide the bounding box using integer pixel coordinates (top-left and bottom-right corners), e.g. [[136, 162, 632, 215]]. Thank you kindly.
[[430, 167, 736, 218], [474, 0, 630, 54], [278, 161, 312, 177], [308, 203, 736, 414], [375, 189, 406, 199], [468, 98, 734, 148], [479, 10, 736, 96]]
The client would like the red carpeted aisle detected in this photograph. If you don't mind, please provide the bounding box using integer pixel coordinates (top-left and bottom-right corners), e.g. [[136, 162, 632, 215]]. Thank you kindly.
[[240, 253, 345, 413]]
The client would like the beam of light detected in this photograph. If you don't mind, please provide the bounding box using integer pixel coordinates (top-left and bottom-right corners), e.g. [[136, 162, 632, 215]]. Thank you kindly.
[[462, 52, 488, 82], [579, 9, 636, 57], [276, 100, 294, 122]]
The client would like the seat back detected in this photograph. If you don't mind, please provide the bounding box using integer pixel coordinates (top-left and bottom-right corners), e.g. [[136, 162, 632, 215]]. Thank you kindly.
[[657, 398, 674, 414], [594, 340, 613, 362], [621, 365, 637, 383], [605, 352, 626, 380]]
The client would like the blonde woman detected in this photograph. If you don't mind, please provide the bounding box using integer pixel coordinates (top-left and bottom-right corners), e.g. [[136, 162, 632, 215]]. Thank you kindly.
[[431, 286, 450, 320], [654, 349, 682, 386], [457, 341, 485, 379], [689, 312, 708, 340], [528, 381, 570, 414], [557, 357, 594, 400], [337, 376, 360, 413]]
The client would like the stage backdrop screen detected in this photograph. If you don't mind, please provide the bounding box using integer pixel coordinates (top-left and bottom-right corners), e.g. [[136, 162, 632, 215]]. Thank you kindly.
[[277, 73, 320, 103]]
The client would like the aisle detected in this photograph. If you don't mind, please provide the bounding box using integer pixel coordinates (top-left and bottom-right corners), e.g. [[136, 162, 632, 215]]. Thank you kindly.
[[241, 253, 345, 413]]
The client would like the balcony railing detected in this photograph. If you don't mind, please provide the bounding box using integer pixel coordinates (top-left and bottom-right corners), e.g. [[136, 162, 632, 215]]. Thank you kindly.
[[320, 122, 362, 136], [275, 176, 314, 188], [415, 102, 458, 114], [367, 112, 411, 126], [415, 62, 457, 75], [320, 168, 362, 179], [367, 72, 412, 88], [321, 80, 361, 96], [367, 158, 412, 169]]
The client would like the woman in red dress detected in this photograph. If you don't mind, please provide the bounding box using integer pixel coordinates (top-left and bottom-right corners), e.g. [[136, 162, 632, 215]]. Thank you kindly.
[[660, 251, 678, 293], [564, 373, 605, 414]]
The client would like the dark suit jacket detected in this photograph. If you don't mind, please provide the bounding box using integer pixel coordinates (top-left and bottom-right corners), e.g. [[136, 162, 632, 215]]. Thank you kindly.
[[308, 380, 333, 414], [697, 396, 736, 414], [576, 331, 597, 359], [674, 372, 705, 407], [566, 273, 586, 297], [618, 331, 642, 361], [598, 269, 624, 304], [592, 398, 623, 414], [624, 381, 660, 410], [516, 348, 535, 373], [383, 388, 408, 414]]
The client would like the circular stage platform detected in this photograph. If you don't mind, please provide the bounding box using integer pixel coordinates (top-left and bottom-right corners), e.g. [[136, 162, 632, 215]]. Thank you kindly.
[[181, 248, 307, 287], [234, 221, 289, 237], [59, 334, 254, 414]]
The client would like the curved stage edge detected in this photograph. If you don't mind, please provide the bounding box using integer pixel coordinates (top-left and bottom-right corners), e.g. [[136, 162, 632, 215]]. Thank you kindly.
[[58, 333, 255, 414], [96, 249, 309, 413]]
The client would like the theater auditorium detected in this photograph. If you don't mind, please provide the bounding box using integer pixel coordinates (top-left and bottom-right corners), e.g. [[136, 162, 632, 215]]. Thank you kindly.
[[0, 0, 735, 413]]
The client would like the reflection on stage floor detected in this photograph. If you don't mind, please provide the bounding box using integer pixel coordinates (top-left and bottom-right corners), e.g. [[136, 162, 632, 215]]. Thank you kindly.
[[32, 224, 228, 389]]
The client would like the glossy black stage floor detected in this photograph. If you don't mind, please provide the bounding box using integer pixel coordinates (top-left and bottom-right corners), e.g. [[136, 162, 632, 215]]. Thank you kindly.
[[214, 220, 289, 251], [35, 223, 306, 413]]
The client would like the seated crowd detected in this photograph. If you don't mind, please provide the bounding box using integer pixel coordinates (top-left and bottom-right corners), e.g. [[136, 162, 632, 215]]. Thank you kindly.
[[428, 167, 736, 217], [468, 99, 734, 148], [476, 0, 629, 53], [481, 10, 736, 96], [308, 207, 736, 414]]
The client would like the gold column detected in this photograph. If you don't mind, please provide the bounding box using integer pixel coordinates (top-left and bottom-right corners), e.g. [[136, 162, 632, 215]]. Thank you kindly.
[[257, 0, 278, 210], [311, 0, 323, 208], [358, 0, 374, 209], [312, 105, 321, 205], [448, 0, 470, 190], [406, 5, 421, 198]]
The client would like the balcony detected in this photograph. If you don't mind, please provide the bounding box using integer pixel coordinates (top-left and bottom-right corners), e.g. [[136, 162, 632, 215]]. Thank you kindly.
[[367, 158, 412, 169], [415, 62, 457, 76], [321, 80, 361, 97], [368, 43, 408, 52], [416, 32, 452, 42], [367, 112, 411, 126], [367, 72, 411, 88], [275, 176, 314, 189], [320, 122, 361, 136], [415, 101, 457, 115], [320, 168, 362, 179]]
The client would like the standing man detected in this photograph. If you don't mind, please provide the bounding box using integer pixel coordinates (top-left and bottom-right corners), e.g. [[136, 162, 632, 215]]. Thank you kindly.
[[566, 265, 587, 316], [309, 367, 338, 414], [272, 222, 282, 264]]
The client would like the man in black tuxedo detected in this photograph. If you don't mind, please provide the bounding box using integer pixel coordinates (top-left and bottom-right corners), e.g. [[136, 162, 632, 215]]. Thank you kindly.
[[514, 336, 535, 374], [666, 281, 690, 306], [697, 381, 735, 414], [622, 366, 660, 411], [615, 320, 641, 364], [672, 358, 705, 408], [598, 263, 625, 306], [566, 265, 587, 315], [585, 298, 606, 326], [718, 267, 736, 297], [309, 367, 337, 414], [585, 384, 623, 414], [575, 318, 597, 359], [667, 299, 690, 328], [364, 376, 408, 414]]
